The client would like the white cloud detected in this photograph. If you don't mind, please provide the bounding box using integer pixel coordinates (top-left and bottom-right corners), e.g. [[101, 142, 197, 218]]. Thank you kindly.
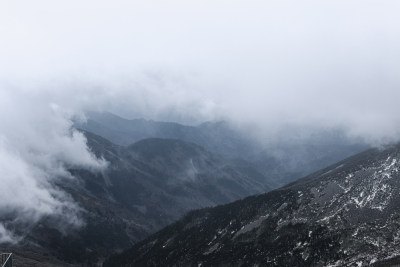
[[0, 1, 399, 143], [1, 0, 400, 240], [0, 89, 107, 243]]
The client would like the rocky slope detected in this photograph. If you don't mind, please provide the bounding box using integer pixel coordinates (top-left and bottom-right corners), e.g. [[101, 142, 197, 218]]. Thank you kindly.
[[103, 143, 400, 267]]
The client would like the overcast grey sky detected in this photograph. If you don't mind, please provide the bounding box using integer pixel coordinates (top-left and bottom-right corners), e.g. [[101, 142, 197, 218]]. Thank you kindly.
[[1, 0, 400, 242], [1, 1, 400, 141]]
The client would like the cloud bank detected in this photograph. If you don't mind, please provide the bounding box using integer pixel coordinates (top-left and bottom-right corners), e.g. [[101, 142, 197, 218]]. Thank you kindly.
[[1, 0, 400, 142], [1, 0, 400, 242]]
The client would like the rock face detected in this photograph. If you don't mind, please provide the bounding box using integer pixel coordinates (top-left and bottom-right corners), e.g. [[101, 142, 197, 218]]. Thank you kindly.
[[1, 131, 270, 266], [103, 143, 400, 267]]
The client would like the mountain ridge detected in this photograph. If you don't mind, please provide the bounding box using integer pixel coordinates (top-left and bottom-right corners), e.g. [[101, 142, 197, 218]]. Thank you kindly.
[[103, 143, 400, 267], [77, 111, 369, 188]]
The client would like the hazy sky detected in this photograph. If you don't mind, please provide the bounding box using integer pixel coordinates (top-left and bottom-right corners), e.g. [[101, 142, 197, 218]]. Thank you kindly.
[[1, 0, 400, 242], [1, 0, 400, 142]]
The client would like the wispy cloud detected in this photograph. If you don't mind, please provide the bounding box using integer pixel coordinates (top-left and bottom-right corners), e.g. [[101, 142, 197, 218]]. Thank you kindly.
[[0, 90, 107, 243]]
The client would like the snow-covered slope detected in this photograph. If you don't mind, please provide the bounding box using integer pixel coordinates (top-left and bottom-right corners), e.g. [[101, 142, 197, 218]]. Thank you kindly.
[[104, 143, 400, 267]]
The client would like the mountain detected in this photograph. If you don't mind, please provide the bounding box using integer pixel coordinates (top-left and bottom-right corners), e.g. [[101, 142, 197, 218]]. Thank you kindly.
[[86, 133, 270, 219], [103, 143, 400, 267], [76, 111, 257, 160], [76, 112, 369, 187], [0, 131, 270, 266]]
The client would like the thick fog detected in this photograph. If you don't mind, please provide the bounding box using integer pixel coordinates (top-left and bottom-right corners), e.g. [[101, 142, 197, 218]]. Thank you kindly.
[[1, 0, 400, 242]]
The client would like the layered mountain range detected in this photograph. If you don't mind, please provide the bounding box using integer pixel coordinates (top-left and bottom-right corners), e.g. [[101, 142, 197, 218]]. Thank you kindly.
[[104, 143, 400, 267], [0, 131, 269, 266], [77, 112, 368, 187], [0, 113, 373, 266]]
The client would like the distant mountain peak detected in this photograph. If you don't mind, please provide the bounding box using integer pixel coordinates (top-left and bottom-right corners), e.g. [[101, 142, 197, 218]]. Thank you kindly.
[[77, 111, 369, 188]]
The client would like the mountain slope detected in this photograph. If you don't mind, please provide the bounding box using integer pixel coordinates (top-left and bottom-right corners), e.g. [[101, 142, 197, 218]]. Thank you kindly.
[[103, 143, 400, 267], [1, 132, 270, 266], [76, 111, 369, 187]]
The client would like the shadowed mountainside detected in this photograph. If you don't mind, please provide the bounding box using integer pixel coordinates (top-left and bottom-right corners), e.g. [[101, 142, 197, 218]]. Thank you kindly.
[[1, 131, 270, 266], [104, 143, 400, 267]]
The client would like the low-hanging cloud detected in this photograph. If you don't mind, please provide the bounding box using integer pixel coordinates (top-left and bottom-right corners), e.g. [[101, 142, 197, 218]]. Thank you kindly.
[[1, 0, 400, 242], [1, 0, 400, 143], [0, 90, 107, 243]]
